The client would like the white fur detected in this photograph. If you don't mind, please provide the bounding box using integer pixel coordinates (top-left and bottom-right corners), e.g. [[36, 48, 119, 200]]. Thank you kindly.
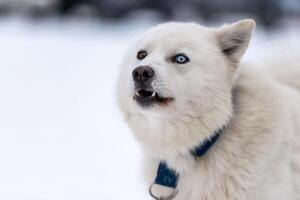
[[116, 19, 300, 200]]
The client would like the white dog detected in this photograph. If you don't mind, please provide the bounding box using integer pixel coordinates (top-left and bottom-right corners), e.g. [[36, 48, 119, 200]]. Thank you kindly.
[[116, 19, 300, 200]]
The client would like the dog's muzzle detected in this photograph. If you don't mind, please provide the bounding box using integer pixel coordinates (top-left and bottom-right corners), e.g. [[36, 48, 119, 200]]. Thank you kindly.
[[132, 66, 174, 108]]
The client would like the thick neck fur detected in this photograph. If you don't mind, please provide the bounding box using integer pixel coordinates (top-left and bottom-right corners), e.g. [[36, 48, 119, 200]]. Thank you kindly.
[[126, 90, 233, 173]]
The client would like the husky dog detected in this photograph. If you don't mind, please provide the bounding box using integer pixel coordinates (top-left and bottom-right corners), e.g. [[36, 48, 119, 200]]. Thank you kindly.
[[116, 19, 300, 200]]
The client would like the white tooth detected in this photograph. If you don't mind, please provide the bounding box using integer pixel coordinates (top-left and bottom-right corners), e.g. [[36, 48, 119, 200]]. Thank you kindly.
[[136, 91, 141, 97], [151, 92, 156, 97]]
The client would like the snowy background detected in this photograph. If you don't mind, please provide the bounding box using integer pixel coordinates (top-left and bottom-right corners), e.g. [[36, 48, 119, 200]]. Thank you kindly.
[[0, 1, 300, 200], [0, 17, 152, 200]]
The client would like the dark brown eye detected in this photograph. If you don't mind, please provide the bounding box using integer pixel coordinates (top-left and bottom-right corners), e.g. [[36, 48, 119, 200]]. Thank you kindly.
[[137, 50, 147, 60]]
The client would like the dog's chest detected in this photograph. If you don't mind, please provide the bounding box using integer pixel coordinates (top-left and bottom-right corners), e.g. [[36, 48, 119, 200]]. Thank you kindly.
[[172, 164, 250, 200], [169, 156, 296, 200]]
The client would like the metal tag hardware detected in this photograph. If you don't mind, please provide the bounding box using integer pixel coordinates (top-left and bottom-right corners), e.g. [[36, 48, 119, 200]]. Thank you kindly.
[[149, 183, 178, 200]]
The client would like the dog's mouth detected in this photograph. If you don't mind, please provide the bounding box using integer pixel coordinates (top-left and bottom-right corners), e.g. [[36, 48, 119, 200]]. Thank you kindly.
[[133, 88, 174, 108]]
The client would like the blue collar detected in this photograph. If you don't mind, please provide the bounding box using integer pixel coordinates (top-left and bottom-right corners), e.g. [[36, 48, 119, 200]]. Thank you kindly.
[[154, 127, 223, 189]]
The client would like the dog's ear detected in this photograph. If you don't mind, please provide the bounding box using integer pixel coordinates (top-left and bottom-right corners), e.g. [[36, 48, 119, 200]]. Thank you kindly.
[[216, 19, 255, 63]]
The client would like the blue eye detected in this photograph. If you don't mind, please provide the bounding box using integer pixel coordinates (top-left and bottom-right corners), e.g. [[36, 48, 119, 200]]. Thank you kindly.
[[173, 54, 189, 64]]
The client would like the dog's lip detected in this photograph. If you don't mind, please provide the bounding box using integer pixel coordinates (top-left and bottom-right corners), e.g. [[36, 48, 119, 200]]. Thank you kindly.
[[133, 89, 174, 107]]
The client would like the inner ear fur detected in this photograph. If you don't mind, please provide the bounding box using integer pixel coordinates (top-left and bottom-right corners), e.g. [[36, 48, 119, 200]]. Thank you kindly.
[[216, 19, 256, 63]]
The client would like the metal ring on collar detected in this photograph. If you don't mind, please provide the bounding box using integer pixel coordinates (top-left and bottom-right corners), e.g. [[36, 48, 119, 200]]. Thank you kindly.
[[149, 183, 178, 200]]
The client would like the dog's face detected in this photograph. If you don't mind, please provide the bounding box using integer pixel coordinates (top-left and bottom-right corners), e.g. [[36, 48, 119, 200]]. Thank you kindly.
[[124, 23, 224, 111], [117, 20, 255, 152]]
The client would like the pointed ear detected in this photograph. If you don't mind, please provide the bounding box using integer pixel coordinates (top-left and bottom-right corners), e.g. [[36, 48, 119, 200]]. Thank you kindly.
[[216, 19, 255, 63]]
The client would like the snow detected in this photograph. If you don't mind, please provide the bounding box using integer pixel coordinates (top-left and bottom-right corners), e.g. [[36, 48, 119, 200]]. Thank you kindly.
[[0, 16, 299, 200], [0, 17, 157, 200]]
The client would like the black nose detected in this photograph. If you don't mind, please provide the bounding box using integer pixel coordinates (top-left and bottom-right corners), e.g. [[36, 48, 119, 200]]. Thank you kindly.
[[132, 66, 154, 83]]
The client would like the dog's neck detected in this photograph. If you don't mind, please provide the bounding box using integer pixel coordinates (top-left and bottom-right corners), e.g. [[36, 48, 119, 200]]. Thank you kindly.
[[154, 126, 224, 189], [163, 123, 228, 174], [130, 91, 234, 173], [132, 109, 231, 173]]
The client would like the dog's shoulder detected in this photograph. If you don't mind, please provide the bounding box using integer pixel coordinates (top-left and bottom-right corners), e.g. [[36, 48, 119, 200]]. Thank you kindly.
[[234, 64, 286, 114], [224, 63, 293, 164]]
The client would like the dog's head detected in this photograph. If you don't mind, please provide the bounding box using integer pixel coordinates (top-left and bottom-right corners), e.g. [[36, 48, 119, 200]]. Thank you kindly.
[[117, 20, 255, 153]]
